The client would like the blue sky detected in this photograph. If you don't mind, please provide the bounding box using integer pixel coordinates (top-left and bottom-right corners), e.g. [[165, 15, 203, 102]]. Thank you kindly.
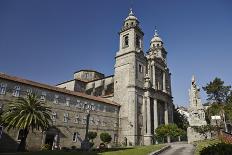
[[0, 0, 231, 106]]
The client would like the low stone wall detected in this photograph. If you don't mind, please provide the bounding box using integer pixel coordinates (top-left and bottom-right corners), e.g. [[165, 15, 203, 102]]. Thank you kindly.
[[220, 131, 232, 144]]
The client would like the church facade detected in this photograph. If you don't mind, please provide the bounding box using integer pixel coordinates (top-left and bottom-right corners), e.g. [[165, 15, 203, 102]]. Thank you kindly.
[[0, 9, 173, 151]]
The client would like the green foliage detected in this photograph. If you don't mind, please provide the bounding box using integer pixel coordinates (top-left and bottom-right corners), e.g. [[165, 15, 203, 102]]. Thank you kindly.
[[1, 93, 51, 131], [194, 139, 221, 155], [100, 132, 112, 144], [155, 124, 186, 142], [205, 103, 224, 124], [41, 144, 51, 150], [200, 143, 232, 155], [87, 131, 97, 142], [192, 125, 215, 139], [1, 93, 51, 151], [203, 77, 231, 104], [173, 107, 189, 130]]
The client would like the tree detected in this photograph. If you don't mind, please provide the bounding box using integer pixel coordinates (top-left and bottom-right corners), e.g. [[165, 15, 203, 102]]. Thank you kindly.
[[173, 107, 189, 130], [192, 125, 214, 139], [87, 131, 97, 143], [155, 124, 185, 143], [100, 132, 112, 144], [203, 77, 231, 104], [1, 93, 51, 151]]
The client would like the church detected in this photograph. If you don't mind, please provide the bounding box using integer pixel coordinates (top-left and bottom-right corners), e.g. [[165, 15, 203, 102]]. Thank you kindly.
[[0, 9, 173, 151]]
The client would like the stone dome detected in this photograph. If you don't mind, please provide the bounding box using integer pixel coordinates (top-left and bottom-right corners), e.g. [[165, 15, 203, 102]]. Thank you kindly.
[[125, 8, 138, 21], [150, 30, 162, 43]]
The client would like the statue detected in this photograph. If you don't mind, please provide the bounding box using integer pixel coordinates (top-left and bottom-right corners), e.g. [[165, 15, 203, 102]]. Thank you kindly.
[[188, 75, 206, 126], [187, 76, 209, 143]]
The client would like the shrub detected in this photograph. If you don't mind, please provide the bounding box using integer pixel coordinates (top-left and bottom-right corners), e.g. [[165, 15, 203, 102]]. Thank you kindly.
[[200, 143, 232, 155], [71, 145, 77, 150], [100, 132, 112, 144], [61, 147, 70, 151], [87, 131, 97, 142], [41, 144, 51, 150]]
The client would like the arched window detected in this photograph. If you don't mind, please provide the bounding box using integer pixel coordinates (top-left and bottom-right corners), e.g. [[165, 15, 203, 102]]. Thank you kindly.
[[124, 36, 129, 47], [136, 35, 140, 48]]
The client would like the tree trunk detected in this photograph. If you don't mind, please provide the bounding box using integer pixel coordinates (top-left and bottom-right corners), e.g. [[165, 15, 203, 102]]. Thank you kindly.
[[17, 128, 29, 152]]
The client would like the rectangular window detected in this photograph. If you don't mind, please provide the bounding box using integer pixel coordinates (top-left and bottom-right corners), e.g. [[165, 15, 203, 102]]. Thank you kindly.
[[0, 83, 7, 95], [52, 112, 57, 121], [54, 95, 59, 104], [12, 86, 20, 97], [82, 116, 87, 125], [26, 89, 32, 95], [136, 35, 141, 48], [102, 121, 106, 127], [63, 113, 69, 123], [72, 132, 79, 142], [66, 97, 70, 106], [40, 92, 46, 102], [74, 114, 80, 124], [0, 104, 3, 112], [90, 117, 94, 125], [139, 64, 143, 73], [17, 129, 24, 141], [123, 34, 129, 48], [0, 126, 2, 139], [95, 118, 100, 126]]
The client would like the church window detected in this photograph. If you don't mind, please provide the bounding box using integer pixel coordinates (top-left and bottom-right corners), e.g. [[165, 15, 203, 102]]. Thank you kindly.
[[90, 117, 94, 125], [139, 64, 143, 73], [131, 22, 134, 25], [136, 35, 140, 48], [52, 112, 57, 122], [0, 83, 7, 95], [54, 95, 59, 104], [17, 129, 24, 141], [82, 116, 87, 124], [0, 126, 3, 139], [72, 132, 79, 142], [40, 92, 46, 102], [63, 113, 69, 123], [12, 86, 20, 97], [66, 97, 70, 106], [0, 104, 3, 112], [74, 114, 80, 124], [26, 89, 32, 95], [124, 35, 129, 47]]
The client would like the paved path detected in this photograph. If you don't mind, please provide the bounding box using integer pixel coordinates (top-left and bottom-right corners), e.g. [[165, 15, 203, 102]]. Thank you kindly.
[[159, 142, 195, 155]]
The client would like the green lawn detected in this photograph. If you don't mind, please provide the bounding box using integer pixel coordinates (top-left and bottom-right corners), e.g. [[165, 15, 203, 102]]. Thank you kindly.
[[193, 138, 221, 155], [1, 144, 166, 155]]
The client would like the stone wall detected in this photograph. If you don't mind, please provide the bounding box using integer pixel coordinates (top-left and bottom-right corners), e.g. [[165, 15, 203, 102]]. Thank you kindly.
[[0, 76, 119, 152]]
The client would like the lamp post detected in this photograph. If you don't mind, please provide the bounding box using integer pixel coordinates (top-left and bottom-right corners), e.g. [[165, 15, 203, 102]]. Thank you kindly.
[[81, 103, 94, 151]]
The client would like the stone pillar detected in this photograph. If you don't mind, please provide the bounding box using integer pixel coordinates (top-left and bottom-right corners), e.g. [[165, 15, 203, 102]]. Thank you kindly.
[[142, 96, 147, 134], [144, 93, 152, 145], [164, 102, 169, 125], [152, 63, 156, 89], [163, 71, 166, 92], [146, 97, 151, 134], [153, 99, 158, 130]]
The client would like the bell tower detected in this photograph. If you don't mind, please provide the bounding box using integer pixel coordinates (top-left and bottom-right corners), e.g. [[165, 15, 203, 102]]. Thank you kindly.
[[114, 9, 146, 145]]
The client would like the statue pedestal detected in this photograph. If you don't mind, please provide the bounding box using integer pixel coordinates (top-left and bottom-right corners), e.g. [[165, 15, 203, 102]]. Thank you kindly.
[[187, 127, 211, 143]]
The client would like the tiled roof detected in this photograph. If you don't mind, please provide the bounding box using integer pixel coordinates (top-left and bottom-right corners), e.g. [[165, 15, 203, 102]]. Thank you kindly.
[[0, 73, 119, 106]]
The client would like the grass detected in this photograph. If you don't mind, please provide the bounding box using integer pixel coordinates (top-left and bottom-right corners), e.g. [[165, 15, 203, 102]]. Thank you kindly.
[[1, 144, 166, 155], [193, 138, 221, 155]]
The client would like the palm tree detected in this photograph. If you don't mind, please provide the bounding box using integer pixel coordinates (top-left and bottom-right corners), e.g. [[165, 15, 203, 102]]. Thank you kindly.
[[1, 93, 51, 151]]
